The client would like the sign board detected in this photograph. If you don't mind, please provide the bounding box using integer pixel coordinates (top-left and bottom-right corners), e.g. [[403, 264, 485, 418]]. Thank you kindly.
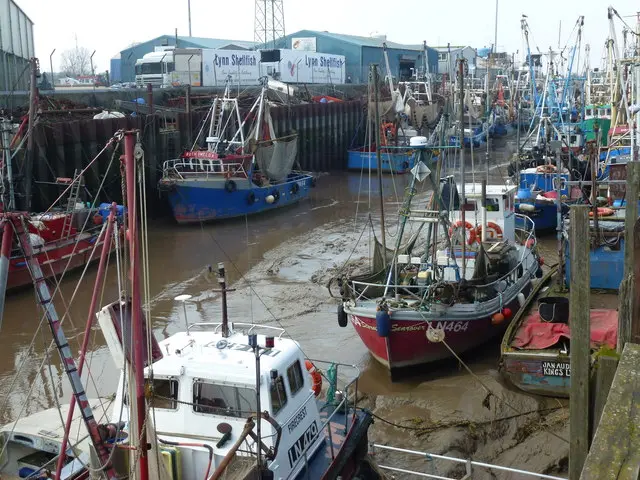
[[292, 37, 317, 52], [268, 50, 346, 84], [542, 361, 570, 377], [202, 49, 262, 87]]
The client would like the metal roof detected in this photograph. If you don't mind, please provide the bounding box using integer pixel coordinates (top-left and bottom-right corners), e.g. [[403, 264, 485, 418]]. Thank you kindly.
[[293, 30, 424, 50], [176, 35, 257, 50]]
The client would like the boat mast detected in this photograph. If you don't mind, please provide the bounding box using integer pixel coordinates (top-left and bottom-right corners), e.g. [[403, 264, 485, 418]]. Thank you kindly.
[[372, 64, 388, 262], [458, 58, 467, 274], [123, 130, 150, 480]]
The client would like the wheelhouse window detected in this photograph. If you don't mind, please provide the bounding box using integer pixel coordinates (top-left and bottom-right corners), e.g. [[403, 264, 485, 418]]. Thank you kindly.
[[270, 375, 288, 414], [145, 378, 179, 410], [193, 381, 257, 418], [286, 360, 305, 396]]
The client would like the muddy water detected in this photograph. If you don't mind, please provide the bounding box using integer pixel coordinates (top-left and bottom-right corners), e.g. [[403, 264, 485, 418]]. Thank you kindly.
[[0, 138, 611, 478]]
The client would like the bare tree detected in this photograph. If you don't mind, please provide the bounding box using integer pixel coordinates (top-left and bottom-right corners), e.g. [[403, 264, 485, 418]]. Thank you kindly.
[[60, 46, 93, 77]]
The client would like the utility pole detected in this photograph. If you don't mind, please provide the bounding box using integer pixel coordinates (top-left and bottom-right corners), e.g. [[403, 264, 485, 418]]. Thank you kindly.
[[254, 0, 285, 47], [188, 0, 192, 36]]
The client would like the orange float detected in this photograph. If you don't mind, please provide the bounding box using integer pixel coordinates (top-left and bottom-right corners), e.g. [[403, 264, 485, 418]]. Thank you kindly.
[[305, 360, 322, 397]]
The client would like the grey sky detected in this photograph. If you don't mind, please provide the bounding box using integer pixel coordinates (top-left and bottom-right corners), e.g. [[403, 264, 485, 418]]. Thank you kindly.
[[16, 0, 640, 74]]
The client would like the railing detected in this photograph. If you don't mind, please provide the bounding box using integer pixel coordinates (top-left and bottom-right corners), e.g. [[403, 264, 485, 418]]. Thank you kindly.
[[370, 444, 567, 480], [187, 321, 287, 338], [161, 157, 250, 180], [289, 360, 362, 479], [515, 213, 536, 260], [347, 231, 537, 304]]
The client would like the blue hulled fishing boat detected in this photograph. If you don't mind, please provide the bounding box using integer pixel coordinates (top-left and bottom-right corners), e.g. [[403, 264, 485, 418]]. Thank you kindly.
[[158, 78, 315, 224]]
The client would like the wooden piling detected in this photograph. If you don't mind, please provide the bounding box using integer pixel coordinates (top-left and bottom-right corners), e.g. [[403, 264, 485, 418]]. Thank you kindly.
[[618, 161, 640, 351], [569, 205, 590, 480], [590, 355, 618, 440]]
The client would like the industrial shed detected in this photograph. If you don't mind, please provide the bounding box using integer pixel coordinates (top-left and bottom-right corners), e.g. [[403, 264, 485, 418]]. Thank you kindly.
[[267, 30, 439, 84], [0, 0, 35, 92], [118, 35, 256, 82]]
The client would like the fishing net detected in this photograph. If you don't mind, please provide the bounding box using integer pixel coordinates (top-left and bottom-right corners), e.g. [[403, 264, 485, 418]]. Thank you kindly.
[[254, 136, 298, 182]]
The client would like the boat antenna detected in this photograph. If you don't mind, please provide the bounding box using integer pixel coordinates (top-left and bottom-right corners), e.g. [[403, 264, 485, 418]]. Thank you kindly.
[[215, 262, 235, 337], [175, 294, 193, 335], [371, 64, 387, 263]]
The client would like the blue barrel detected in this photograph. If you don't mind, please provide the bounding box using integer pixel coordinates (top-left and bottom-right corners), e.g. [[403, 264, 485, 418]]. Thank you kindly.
[[376, 309, 391, 337]]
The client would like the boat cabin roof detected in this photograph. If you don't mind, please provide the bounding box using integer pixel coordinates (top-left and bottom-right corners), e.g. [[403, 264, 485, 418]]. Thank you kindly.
[[462, 183, 517, 198], [148, 327, 302, 386]]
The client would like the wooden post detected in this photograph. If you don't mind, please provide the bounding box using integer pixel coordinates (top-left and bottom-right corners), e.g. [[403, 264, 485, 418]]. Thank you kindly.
[[590, 355, 618, 439], [617, 161, 639, 351], [569, 205, 590, 480]]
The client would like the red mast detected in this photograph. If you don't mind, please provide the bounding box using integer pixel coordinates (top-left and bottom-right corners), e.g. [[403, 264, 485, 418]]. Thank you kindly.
[[123, 130, 150, 480]]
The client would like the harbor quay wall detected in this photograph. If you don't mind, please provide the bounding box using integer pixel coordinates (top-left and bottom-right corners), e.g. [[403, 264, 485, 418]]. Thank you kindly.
[[18, 100, 365, 212]]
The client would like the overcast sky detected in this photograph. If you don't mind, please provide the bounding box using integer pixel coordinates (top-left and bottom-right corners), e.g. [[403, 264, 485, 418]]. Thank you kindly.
[[16, 0, 640, 73]]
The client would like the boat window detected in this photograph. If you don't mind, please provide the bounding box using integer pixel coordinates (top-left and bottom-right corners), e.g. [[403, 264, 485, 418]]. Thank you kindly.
[[270, 375, 288, 415], [485, 198, 500, 212], [287, 360, 305, 396], [192, 381, 257, 418], [461, 201, 476, 212], [570, 135, 577, 144], [145, 378, 179, 410]]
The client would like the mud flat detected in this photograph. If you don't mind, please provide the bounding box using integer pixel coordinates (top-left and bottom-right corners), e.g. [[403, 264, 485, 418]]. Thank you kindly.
[[196, 217, 570, 479]]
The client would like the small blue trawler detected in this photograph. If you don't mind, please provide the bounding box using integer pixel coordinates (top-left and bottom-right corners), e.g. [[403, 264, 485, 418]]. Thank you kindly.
[[158, 78, 315, 224]]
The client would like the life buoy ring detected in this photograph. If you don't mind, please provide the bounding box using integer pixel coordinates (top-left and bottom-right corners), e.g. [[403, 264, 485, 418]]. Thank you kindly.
[[449, 221, 476, 245], [589, 207, 614, 217], [536, 164, 557, 174], [224, 179, 237, 193], [291, 182, 300, 195], [247, 191, 256, 204], [305, 360, 322, 397], [474, 222, 503, 241]]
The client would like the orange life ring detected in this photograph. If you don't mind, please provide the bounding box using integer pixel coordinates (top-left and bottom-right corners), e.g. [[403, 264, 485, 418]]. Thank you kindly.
[[305, 360, 322, 397], [448, 220, 477, 245], [589, 207, 614, 217], [536, 164, 557, 174], [474, 221, 503, 241]]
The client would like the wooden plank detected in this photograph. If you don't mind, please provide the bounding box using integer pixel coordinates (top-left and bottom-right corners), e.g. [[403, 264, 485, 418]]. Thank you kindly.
[[569, 205, 590, 480], [633, 218, 640, 345], [581, 344, 640, 479]]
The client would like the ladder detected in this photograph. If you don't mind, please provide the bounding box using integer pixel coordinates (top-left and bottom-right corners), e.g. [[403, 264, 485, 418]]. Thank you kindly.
[[8, 214, 119, 479], [61, 170, 83, 238]]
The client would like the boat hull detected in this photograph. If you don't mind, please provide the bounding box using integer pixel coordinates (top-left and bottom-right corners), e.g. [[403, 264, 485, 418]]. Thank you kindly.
[[161, 173, 314, 224], [7, 233, 110, 290], [347, 149, 414, 173], [502, 350, 570, 397], [346, 282, 533, 378]]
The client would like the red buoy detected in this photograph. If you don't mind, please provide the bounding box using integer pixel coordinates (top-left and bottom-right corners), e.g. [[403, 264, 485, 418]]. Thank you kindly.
[[502, 307, 512, 319]]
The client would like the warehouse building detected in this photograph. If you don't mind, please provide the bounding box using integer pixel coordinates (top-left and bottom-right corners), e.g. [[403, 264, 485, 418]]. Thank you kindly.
[[433, 46, 477, 78], [265, 30, 439, 84], [118, 35, 256, 82], [0, 0, 35, 92]]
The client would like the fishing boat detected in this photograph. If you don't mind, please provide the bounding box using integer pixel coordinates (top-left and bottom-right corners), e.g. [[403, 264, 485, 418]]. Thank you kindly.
[[0, 130, 376, 480], [501, 267, 618, 398], [333, 135, 541, 379], [158, 78, 315, 224], [1, 119, 125, 291]]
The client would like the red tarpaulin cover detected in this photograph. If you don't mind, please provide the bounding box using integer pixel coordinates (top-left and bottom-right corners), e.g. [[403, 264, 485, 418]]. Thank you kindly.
[[512, 309, 618, 350]]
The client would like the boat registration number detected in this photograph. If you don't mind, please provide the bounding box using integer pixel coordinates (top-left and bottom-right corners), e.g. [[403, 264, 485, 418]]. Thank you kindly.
[[542, 361, 570, 377]]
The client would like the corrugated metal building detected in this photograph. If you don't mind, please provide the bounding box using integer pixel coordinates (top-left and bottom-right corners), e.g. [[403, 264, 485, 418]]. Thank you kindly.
[[0, 0, 35, 91], [266, 30, 439, 84], [118, 35, 256, 82], [110, 53, 121, 83], [433, 46, 477, 78]]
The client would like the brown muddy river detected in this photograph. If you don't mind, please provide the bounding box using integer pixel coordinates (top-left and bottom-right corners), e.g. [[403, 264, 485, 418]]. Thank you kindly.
[[0, 138, 614, 478]]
